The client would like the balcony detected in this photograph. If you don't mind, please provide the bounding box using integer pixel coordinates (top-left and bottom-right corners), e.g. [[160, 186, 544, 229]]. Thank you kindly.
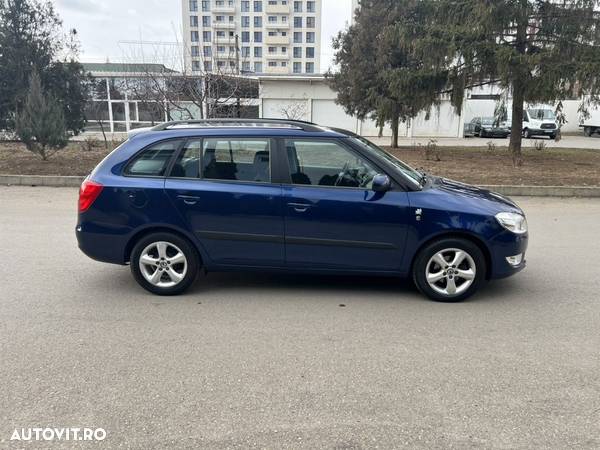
[[214, 36, 235, 44], [266, 53, 290, 60], [265, 35, 290, 45], [265, 4, 290, 14], [265, 21, 290, 29], [212, 6, 235, 13], [265, 65, 290, 74], [213, 21, 236, 29]]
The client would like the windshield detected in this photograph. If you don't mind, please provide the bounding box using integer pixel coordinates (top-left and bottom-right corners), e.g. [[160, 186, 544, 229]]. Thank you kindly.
[[481, 118, 495, 125], [528, 109, 555, 120], [347, 136, 422, 187]]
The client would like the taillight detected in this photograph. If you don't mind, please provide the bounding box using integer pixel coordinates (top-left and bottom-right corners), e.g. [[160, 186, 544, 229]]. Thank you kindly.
[[79, 180, 103, 213]]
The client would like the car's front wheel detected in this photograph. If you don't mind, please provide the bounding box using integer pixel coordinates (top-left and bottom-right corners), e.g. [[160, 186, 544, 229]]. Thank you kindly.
[[130, 232, 199, 296], [413, 238, 486, 302]]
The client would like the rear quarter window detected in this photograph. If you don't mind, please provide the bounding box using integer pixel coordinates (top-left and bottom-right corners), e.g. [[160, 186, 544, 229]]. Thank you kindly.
[[124, 140, 183, 177]]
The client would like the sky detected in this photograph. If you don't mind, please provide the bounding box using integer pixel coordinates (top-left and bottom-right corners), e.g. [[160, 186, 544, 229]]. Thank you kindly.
[[53, 0, 353, 71]]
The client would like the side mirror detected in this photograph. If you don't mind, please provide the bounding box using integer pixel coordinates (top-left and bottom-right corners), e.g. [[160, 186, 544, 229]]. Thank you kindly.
[[372, 174, 391, 193]]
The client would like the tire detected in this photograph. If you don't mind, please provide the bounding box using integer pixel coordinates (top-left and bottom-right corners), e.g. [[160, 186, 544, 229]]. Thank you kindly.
[[584, 127, 593, 137], [523, 128, 532, 139], [130, 232, 200, 296], [412, 238, 487, 302], [549, 133, 556, 140]]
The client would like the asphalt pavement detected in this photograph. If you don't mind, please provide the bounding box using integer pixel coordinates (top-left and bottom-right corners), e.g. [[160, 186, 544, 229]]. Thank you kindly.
[[1, 187, 599, 449]]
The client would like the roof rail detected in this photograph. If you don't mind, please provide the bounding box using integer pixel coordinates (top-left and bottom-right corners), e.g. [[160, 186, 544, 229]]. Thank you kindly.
[[150, 118, 324, 132]]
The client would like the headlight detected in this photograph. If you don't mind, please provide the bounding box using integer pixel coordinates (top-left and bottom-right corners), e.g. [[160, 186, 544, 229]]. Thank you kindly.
[[495, 212, 528, 234]]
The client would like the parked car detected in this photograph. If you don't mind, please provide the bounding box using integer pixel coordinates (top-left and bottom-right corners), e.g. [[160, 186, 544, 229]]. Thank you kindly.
[[521, 108, 559, 139], [464, 117, 510, 138], [77, 119, 528, 302]]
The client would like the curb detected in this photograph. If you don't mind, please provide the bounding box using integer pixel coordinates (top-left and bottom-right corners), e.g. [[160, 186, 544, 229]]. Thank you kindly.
[[0, 175, 85, 187], [1, 175, 600, 197]]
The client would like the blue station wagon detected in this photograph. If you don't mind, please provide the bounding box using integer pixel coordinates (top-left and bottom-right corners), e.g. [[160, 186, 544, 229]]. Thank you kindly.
[[77, 119, 528, 302]]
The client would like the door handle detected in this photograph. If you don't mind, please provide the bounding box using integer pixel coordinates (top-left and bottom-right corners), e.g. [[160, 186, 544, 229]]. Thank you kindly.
[[177, 195, 200, 205], [288, 202, 311, 213]]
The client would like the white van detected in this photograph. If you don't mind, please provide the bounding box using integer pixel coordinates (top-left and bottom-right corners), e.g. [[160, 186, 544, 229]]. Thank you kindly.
[[521, 108, 559, 139]]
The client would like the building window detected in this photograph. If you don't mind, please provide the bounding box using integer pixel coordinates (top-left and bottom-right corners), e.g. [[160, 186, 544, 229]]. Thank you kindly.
[[254, 31, 263, 42], [254, 46, 262, 57], [190, 16, 198, 27], [242, 61, 251, 71], [293, 61, 301, 73], [192, 60, 202, 72], [306, 47, 314, 58], [306, 32, 315, 43], [293, 47, 301, 58], [242, 46, 250, 57], [305, 62, 314, 73], [268, 16, 277, 23], [254, 1, 262, 12], [293, 32, 302, 43], [204, 61, 212, 71], [189, 0, 198, 12], [241, 1, 250, 12], [202, 16, 211, 27], [242, 16, 250, 27], [294, 17, 302, 28], [281, 46, 287, 53], [294, 1, 302, 12], [201, 0, 210, 11], [268, 61, 277, 67], [191, 46, 200, 57], [254, 16, 262, 27], [203, 31, 211, 41], [254, 62, 263, 73], [191, 31, 199, 42], [307, 1, 315, 13], [306, 17, 315, 28], [203, 46, 212, 56], [242, 31, 250, 42]]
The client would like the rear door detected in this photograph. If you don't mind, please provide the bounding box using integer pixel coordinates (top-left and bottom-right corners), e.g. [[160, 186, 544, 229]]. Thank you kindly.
[[165, 137, 284, 267], [282, 138, 410, 272]]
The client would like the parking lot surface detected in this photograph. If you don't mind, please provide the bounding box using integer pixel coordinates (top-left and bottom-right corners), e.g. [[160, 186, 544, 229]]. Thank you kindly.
[[1, 187, 599, 449]]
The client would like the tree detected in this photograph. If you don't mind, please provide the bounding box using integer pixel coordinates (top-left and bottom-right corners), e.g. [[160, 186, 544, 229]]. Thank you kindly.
[[406, 0, 600, 165], [0, 0, 88, 134], [327, 0, 447, 148], [15, 70, 68, 160]]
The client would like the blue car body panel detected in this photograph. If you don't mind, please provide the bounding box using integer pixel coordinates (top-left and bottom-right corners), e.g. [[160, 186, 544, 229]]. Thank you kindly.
[[77, 126, 528, 280]]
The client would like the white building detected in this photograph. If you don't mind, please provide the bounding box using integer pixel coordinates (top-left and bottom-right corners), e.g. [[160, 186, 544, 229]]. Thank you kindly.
[[182, 0, 322, 75], [258, 75, 465, 137]]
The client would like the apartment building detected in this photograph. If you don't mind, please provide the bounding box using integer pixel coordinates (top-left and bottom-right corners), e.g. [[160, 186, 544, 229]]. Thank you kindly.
[[182, 0, 322, 75]]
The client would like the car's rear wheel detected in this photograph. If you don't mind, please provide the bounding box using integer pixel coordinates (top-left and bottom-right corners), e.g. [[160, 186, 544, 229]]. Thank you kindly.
[[130, 232, 199, 296], [413, 238, 486, 302]]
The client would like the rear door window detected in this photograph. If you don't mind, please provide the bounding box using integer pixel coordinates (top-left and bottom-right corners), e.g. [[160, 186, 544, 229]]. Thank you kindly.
[[202, 138, 271, 183], [125, 140, 183, 177]]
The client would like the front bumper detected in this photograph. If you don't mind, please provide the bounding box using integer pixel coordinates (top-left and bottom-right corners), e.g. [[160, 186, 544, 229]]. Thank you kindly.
[[528, 128, 557, 136], [488, 231, 529, 279]]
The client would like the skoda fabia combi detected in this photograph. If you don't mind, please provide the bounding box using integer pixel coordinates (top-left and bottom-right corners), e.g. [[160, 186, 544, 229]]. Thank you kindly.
[[77, 119, 528, 302]]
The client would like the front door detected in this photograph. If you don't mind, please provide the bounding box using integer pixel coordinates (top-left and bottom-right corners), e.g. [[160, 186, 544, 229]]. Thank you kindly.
[[283, 139, 410, 272], [165, 137, 284, 267]]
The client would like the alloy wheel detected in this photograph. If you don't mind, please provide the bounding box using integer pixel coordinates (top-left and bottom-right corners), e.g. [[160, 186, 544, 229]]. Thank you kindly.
[[425, 248, 476, 297], [138, 241, 188, 288]]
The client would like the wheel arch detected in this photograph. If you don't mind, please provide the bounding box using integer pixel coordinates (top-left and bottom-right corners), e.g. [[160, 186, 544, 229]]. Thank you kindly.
[[410, 231, 493, 280], [124, 225, 205, 265]]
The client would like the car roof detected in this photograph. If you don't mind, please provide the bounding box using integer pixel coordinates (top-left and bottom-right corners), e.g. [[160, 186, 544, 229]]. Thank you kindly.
[[128, 119, 351, 141]]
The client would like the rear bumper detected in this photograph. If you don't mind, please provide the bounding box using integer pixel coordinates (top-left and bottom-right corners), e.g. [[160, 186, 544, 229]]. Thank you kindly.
[[76, 223, 129, 265]]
